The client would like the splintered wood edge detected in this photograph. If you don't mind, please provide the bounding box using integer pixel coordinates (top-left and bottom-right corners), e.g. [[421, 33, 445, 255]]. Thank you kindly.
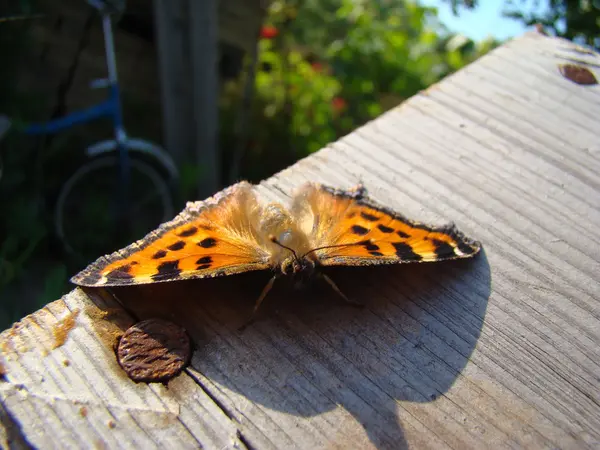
[[0, 288, 246, 449]]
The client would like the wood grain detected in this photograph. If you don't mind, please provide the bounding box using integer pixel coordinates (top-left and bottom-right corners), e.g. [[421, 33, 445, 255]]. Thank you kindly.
[[1, 32, 599, 449]]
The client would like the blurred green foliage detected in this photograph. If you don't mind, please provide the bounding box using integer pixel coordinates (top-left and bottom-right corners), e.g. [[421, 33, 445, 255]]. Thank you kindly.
[[446, 0, 599, 50], [221, 0, 497, 181]]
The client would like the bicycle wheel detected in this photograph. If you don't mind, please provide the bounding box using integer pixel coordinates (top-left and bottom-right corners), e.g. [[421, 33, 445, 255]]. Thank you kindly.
[[55, 155, 175, 262]]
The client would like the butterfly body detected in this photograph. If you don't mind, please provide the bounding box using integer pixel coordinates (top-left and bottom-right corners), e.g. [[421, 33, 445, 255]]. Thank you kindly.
[[71, 182, 481, 306]]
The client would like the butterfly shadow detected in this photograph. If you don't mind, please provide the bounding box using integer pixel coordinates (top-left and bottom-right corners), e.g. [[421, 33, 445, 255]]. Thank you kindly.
[[93, 249, 491, 449]]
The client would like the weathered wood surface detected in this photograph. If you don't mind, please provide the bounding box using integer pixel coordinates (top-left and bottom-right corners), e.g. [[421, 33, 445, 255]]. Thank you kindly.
[[1, 32, 599, 449], [153, 0, 265, 195], [154, 0, 220, 195]]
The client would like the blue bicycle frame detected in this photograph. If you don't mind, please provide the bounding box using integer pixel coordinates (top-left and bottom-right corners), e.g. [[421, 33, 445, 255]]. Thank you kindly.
[[23, 84, 123, 136], [24, 10, 131, 225], [19, 1, 178, 182], [24, 12, 126, 144]]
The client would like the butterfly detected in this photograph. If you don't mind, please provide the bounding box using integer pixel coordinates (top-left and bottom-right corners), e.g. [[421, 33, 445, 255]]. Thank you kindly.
[[71, 182, 481, 313]]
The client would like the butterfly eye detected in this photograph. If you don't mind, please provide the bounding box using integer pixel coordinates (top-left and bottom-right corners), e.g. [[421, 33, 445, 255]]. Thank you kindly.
[[281, 261, 295, 275]]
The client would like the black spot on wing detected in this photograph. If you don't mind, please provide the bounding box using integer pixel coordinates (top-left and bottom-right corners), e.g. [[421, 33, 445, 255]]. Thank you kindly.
[[196, 264, 211, 270], [195, 256, 212, 265], [106, 264, 134, 280], [351, 225, 369, 236], [432, 239, 456, 259], [168, 240, 186, 251], [360, 211, 379, 222], [457, 239, 477, 255], [377, 224, 394, 233], [177, 226, 198, 237], [358, 240, 379, 251], [369, 251, 384, 257], [77, 271, 102, 285], [152, 249, 167, 259], [441, 225, 480, 255], [392, 242, 422, 261], [198, 237, 217, 248], [151, 261, 182, 281], [396, 230, 410, 239]]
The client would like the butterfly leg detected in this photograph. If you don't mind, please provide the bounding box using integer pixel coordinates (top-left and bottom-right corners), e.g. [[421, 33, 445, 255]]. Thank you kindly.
[[321, 274, 364, 307], [238, 275, 277, 332], [254, 275, 277, 314]]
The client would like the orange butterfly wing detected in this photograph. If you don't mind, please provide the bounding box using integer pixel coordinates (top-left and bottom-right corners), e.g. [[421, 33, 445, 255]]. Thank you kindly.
[[71, 182, 272, 287], [291, 184, 480, 267]]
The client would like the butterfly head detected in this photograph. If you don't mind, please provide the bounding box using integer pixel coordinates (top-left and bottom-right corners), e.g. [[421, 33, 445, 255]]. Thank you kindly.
[[269, 235, 372, 289], [269, 235, 318, 287]]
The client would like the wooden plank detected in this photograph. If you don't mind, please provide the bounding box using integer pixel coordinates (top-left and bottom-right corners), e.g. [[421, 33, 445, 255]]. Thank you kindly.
[[0, 289, 243, 449], [153, 0, 220, 195], [189, 0, 219, 196], [153, 0, 195, 168], [1, 32, 600, 449], [218, 0, 266, 53]]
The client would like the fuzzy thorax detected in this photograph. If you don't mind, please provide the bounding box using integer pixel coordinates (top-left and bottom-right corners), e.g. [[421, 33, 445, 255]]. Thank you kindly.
[[258, 203, 316, 271]]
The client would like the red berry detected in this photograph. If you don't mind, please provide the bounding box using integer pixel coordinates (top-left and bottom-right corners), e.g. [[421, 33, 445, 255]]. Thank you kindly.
[[260, 25, 279, 39]]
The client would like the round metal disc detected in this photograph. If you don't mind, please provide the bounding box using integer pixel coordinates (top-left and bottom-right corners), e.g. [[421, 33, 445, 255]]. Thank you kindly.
[[117, 319, 191, 383]]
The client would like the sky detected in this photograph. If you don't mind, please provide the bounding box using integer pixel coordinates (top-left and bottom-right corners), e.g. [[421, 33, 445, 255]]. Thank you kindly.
[[420, 0, 550, 41]]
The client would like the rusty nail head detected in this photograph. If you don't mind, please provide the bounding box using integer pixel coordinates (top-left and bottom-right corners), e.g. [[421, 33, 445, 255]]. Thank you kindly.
[[117, 318, 191, 383], [559, 64, 598, 85]]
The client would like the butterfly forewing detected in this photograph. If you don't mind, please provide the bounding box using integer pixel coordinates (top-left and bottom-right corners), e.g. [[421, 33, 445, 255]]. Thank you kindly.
[[71, 181, 481, 288], [296, 185, 480, 267], [71, 182, 271, 287]]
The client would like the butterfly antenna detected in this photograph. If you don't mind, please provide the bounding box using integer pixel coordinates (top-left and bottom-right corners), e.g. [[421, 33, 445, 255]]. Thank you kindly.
[[269, 235, 300, 262], [301, 241, 371, 259]]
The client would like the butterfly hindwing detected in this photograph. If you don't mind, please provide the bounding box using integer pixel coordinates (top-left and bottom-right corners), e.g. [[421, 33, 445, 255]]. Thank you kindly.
[[292, 183, 480, 267], [71, 182, 272, 287]]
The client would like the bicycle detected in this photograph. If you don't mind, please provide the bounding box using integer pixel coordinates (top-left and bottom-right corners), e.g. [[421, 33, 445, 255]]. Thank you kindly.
[[0, 0, 179, 262]]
